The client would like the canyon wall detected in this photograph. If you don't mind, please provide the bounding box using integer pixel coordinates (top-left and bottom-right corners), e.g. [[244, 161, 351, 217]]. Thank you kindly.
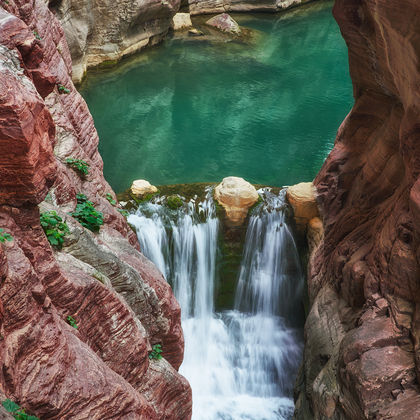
[[295, 0, 420, 418], [48, 0, 315, 83], [0, 1, 191, 418]]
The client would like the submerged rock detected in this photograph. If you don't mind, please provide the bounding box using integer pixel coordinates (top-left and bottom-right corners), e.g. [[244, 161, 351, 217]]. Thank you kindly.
[[214, 176, 258, 226], [130, 179, 158, 197], [172, 13, 193, 30], [206, 13, 241, 35], [188, 28, 204, 36]]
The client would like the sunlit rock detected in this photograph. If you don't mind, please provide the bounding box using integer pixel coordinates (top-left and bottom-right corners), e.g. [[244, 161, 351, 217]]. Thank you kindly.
[[172, 13, 192, 30], [206, 13, 241, 35], [214, 176, 258, 226], [286, 182, 319, 234], [130, 179, 158, 197]]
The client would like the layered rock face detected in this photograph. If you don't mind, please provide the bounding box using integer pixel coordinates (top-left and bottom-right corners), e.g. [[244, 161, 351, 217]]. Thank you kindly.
[[184, 0, 313, 16], [49, 0, 181, 83], [0, 1, 191, 418], [295, 0, 420, 418]]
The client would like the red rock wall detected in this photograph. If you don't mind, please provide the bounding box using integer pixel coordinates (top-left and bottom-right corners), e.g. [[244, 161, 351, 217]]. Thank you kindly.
[[295, 0, 420, 418], [0, 1, 191, 418]]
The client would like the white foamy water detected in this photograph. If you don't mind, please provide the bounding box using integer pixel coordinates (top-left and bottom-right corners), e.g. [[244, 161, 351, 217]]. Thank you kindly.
[[128, 188, 303, 420]]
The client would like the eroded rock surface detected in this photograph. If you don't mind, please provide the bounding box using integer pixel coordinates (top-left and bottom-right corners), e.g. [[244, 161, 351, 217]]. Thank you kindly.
[[295, 0, 420, 418], [215, 176, 259, 226], [48, 0, 181, 83], [186, 0, 313, 15], [0, 1, 191, 418], [206, 13, 240, 34]]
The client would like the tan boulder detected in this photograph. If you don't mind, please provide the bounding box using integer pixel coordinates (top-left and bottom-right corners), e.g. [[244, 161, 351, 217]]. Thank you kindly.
[[130, 179, 158, 197], [286, 182, 319, 234], [214, 177, 258, 226], [172, 13, 192, 31]]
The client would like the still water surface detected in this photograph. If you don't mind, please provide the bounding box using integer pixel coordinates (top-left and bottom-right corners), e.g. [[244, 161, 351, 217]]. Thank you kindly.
[[80, 1, 352, 192]]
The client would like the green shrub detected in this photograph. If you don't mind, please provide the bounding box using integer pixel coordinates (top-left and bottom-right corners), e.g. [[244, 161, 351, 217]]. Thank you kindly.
[[166, 195, 183, 210], [0, 228, 13, 243], [71, 193, 103, 232], [33, 30, 41, 40], [149, 344, 163, 360], [2, 399, 39, 420], [57, 83, 70, 94], [106, 193, 116, 206], [65, 157, 89, 177], [117, 208, 129, 218], [40, 211, 69, 248], [66, 316, 78, 329]]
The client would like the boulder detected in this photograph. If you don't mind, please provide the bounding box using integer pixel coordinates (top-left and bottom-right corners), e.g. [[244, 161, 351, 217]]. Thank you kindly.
[[172, 13, 192, 30], [214, 177, 258, 226], [130, 179, 158, 197], [205, 13, 241, 35], [286, 182, 319, 234]]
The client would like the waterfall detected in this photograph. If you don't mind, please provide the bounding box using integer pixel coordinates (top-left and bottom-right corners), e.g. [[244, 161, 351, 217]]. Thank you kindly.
[[128, 187, 303, 420]]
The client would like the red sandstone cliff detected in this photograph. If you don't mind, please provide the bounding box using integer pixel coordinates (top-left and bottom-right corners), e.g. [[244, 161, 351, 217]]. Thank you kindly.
[[0, 1, 191, 418], [295, 0, 420, 418]]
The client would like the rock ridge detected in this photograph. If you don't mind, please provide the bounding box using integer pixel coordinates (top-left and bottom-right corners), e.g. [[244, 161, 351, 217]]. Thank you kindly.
[[0, 1, 192, 418], [294, 0, 420, 418]]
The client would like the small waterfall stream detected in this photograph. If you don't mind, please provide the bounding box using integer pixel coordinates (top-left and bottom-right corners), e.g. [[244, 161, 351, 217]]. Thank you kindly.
[[128, 188, 303, 420]]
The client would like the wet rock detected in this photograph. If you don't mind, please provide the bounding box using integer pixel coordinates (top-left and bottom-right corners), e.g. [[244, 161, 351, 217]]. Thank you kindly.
[[206, 13, 241, 35], [214, 176, 258, 226], [188, 28, 204, 36]]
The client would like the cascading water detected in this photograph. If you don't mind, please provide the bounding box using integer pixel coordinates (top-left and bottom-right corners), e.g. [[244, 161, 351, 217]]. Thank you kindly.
[[128, 188, 303, 420]]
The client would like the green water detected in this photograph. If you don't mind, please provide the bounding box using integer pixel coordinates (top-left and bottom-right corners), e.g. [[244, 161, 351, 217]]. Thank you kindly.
[[80, 1, 353, 192]]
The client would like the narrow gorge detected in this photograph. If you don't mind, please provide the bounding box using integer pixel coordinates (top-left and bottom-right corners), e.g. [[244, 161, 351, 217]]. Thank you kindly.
[[0, 0, 419, 419]]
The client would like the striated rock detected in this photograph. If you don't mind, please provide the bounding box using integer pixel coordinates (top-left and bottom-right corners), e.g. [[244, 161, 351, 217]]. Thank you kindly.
[[295, 0, 420, 418], [214, 176, 258, 226], [172, 12, 193, 30], [48, 0, 181, 83], [206, 13, 241, 34], [286, 182, 319, 234], [188, 0, 313, 15], [131, 179, 158, 198], [307, 216, 323, 256], [0, 2, 192, 419]]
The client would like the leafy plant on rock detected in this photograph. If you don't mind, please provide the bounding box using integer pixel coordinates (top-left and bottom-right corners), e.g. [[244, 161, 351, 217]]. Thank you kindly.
[[65, 157, 89, 177], [106, 193, 116, 206], [57, 83, 70, 94], [66, 315, 78, 329], [149, 344, 163, 360], [0, 228, 13, 243], [40, 211, 69, 248], [71, 193, 103, 232], [2, 399, 39, 420]]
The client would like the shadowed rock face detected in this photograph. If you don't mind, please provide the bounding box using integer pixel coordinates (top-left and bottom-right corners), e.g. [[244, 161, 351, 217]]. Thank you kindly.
[[48, 0, 181, 83], [295, 0, 420, 418], [0, 1, 191, 418]]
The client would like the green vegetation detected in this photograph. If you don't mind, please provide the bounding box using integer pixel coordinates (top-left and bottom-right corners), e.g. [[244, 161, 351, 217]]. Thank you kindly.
[[149, 344, 163, 360], [57, 83, 70, 94], [166, 195, 183, 210], [106, 193, 116, 206], [65, 157, 89, 177], [71, 193, 103, 232], [40, 211, 69, 248], [0, 228, 13, 243], [117, 208, 129, 218], [66, 316, 78, 329], [33, 30, 41, 40], [2, 399, 39, 420]]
